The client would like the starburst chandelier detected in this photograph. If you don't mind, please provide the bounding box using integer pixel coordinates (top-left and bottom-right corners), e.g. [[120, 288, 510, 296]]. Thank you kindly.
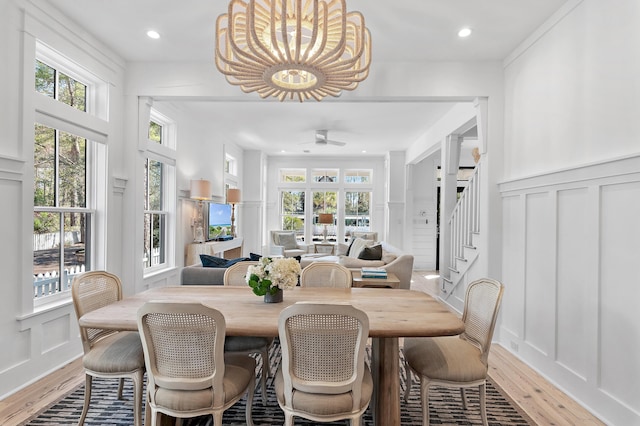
[[215, 0, 371, 102]]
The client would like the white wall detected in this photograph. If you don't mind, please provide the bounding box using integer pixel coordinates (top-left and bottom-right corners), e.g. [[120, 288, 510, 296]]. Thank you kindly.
[[500, 1, 640, 424]]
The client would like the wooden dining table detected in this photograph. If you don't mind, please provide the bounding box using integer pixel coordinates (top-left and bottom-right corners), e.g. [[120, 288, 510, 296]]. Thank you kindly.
[[79, 285, 464, 426]]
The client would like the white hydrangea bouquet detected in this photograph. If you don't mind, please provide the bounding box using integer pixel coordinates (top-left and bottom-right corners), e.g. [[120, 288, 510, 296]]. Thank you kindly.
[[246, 257, 301, 297]]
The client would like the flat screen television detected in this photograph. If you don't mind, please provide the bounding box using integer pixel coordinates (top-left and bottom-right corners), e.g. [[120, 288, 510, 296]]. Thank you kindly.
[[208, 202, 232, 240]]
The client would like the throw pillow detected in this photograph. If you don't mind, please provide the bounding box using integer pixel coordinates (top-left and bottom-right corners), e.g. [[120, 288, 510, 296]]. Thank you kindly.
[[276, 232, 298, 250], [358, 244, 382, 260], [348, 238, 375, 259], [224, 257, 251, 267], [200, 254, 228, 268], [249, 252, 262, 261], [345, 238, 357, 256]]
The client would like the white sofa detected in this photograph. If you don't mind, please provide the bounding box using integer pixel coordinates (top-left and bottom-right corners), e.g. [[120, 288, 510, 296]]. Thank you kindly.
[[300, 239, 414, 290]]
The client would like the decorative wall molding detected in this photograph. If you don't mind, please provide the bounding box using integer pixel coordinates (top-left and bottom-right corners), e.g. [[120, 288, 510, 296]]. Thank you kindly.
[[503, 0, 584, 67], [0, 155, 25, 182], [112, 176, 127, 195], [499, 153, 640, 194]]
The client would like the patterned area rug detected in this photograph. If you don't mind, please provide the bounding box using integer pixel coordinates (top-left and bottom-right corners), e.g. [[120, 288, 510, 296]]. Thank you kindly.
[[22, 345, 533, 425]]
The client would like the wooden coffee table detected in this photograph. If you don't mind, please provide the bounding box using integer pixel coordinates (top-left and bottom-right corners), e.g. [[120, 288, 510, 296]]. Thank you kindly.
[[351, 270, 400, 288]]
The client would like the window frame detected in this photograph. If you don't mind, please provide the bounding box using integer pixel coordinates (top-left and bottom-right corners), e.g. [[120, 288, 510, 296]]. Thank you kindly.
[[276, 167, 374, 243], [31, 42, 107, 308], [142, 109, 177, 276]]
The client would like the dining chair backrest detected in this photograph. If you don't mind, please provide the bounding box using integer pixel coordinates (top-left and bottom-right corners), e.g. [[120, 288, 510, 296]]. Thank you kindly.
[[278, 303, 369, 410], [137, 301, 226, 401], [71, 270, 123, 353], [460, 278, 504, 363], [299, 262, 352, 288], [224, 261, 259, 286]]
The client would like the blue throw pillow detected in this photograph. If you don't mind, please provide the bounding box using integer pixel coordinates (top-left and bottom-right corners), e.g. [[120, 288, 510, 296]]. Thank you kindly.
[[249, 252, 262, 261], [224, 257, 251, 267], [200, 254, 228, 268]]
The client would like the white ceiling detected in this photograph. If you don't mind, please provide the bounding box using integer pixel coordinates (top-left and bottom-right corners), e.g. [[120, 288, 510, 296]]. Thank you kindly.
[[43, 0, 568, 156]]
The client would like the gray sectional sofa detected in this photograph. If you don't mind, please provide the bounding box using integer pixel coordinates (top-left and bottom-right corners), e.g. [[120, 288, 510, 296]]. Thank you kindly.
[[181, 239, 414, 289]]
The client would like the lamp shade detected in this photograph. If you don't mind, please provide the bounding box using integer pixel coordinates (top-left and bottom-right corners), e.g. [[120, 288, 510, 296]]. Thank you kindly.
[[227, 188, 241, 204], [318, 213, 334, 225], [190, 179, 211, 200]]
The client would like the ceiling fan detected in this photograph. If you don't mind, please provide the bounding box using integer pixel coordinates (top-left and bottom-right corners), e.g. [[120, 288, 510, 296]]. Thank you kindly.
[[309, 129, 347, 146]]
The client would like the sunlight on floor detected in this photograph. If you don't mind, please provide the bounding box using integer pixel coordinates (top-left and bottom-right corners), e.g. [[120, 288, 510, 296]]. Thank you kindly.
[[424, 274, 440, 280]]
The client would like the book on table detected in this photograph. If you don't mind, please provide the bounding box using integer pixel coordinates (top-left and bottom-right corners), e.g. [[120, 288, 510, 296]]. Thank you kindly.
[[361, 267, 387, 279]]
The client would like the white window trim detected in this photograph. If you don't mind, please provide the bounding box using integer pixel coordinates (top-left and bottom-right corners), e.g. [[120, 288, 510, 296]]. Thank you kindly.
[[143, 108, 177, 276], [31, 42, 109, 311]]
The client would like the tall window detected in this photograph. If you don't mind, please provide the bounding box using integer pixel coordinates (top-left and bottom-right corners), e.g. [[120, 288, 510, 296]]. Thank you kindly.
[[32, 52, 98, 302], [344, 191, 371, 239], [312, 191, 337, 241], [143, 116, 175, 272], [281, 190, 305, 240]]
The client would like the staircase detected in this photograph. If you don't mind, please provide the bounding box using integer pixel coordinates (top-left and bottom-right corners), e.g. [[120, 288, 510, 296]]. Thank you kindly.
[[441, 164, 481, 299]]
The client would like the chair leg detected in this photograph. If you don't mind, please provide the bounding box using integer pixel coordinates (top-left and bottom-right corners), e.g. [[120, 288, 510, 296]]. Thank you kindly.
[[78, 374, 92, 425], [117, 377, 125, 399], [460, 387, 468, 410], [213, 412, 223, 426], [245, 374, 255, 426], [403, 358, 412, 402], [261, 346, 271, 378], [479, 382, 488, 426], [420, 378, 430, 426], [260, 348, 268, 405], [132, 370, 144, 426], [284, 413, 294, 426]]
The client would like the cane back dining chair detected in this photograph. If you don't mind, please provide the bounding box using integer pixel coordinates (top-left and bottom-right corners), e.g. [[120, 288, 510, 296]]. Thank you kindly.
[[276, 303, 372, 425], [403, 278, 504, 426], [223, 261, 273, 404], [299, 262, 352, 288], [71, 271, 145, 426], [137, 301, 255, 426]]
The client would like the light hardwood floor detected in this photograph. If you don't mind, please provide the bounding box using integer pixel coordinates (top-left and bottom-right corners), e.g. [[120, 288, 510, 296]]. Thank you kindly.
[[0, 272, 606, 425]]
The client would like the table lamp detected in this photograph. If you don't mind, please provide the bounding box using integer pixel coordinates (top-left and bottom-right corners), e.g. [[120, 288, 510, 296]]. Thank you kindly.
[[318, 213, 334, 242], [227, 188, 241, 238], [190, 179, 211, 243]]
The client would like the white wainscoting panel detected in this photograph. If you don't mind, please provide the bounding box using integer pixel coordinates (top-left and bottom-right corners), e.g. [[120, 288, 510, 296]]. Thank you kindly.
[[499, 154, 640, 425], [501, 195, 525, 344], [524, 192, 555, 357], [556, 188, 591, 380], [599, 181, 640, 414], [41, 314, 71, 354]]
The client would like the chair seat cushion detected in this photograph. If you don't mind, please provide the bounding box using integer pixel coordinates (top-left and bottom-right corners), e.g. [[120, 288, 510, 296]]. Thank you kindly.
[[151, 353, 255, 411], [403, 336, 487, 382], [83, 331, 145, 373], [224, 336, 272, 352], [274, 366, 373, 416]]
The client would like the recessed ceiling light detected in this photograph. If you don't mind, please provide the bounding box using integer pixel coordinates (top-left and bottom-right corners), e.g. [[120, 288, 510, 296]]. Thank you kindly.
[[362, 150, 367, 153], [147, 30, 160, 39], [458, 28, 472, 38]]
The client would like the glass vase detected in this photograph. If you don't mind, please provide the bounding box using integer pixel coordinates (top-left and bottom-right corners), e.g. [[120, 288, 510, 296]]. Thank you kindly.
[[264, 287, 283, 303]]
